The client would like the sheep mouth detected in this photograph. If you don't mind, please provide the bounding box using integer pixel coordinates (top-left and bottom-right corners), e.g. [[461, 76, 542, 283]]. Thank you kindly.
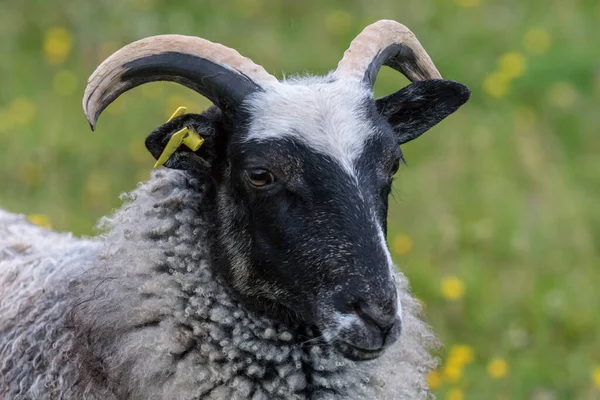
[[334, 341, 386, 361]]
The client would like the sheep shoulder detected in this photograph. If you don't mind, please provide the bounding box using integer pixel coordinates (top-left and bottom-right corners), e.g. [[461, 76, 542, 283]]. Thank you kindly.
[[0, 209, 109, 398]]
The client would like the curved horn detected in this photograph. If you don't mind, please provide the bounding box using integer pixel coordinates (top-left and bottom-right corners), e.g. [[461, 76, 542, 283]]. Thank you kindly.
[[333, 20, 442, 86], [83, 35, 278, 129]]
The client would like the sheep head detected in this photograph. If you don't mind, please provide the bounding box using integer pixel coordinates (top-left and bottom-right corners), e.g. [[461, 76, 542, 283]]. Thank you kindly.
[[83, 20, 470, 361]]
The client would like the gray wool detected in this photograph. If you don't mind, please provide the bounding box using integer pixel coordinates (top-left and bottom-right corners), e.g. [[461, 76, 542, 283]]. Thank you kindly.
[[0, 169, 438, 399]]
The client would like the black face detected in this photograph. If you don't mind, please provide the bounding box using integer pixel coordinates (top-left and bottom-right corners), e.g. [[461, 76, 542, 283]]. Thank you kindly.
[[209, 119, 403, 361], [145, 79, 470, 361]]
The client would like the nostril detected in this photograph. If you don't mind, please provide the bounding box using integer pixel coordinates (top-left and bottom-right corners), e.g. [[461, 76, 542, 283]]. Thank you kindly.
[[353, 300, 395, 334]]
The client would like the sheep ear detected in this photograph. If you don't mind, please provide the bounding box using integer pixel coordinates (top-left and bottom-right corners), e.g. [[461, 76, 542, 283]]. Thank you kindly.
[[145, 113, 217, 171], [376, 80, 470, 145]]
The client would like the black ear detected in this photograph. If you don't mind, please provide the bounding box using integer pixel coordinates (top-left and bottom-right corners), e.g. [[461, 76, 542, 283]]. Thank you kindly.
[[145, 111, 219, 171], [376, 80, 470, 145]]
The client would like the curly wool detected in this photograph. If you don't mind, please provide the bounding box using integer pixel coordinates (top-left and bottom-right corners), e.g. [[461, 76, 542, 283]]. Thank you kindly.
[[0, 169, 438, 399]]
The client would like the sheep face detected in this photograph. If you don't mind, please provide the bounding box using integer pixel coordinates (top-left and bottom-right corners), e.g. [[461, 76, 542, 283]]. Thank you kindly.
[[84, 21, 470, 361], [204, 78, 469, 361]]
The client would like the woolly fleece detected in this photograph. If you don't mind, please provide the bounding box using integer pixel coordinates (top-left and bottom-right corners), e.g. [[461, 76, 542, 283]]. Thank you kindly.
[[0, 169, 438, 399]]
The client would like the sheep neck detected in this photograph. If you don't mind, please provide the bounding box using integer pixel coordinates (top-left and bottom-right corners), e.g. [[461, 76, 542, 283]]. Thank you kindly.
[[70, 168, 436, 399]]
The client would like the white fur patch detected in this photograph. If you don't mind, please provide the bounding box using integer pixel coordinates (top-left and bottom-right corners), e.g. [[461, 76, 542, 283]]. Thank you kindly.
[[244, 76, 376, 177], [375, 218, 403, 322], [323, 312, 360, 342]]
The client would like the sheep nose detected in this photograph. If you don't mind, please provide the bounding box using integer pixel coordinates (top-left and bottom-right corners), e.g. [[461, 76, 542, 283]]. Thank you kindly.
[[353, 299, 397, 340]]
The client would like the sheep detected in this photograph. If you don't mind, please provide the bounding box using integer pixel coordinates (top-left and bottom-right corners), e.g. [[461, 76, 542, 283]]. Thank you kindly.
[[0, 20, 469, 399]]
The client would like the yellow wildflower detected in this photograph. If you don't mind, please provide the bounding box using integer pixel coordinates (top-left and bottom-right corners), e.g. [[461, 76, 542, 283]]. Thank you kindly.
[[449, 345, 475, 366], [498, 52, 526, 79], [441, 344, 473, 385], [325, 10, 353, 36], [10, 98, 37, 126], [446, 388, 464, 400], [455, 0, 480, 8], [426, 370, 443, 390], [28, 214, 51, 229], [443, 362, 463, 383], [392, 234, 413, 255], [487, 358, 508, 379], [523, 27, 551, 55], [53, 69, 77, 96], [441, 277, 465, 300], [483, 71, 511, 98], [43, 27, 72, 65], [593, 366, 600, 388], [548, 82, 577, 109]]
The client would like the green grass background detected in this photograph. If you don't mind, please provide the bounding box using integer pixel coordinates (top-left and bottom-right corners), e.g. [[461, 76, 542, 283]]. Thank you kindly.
[[1, 0, 599, 398]]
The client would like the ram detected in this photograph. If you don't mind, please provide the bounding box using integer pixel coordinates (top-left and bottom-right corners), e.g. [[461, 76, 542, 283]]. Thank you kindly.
[[0, 20, 469, 399]]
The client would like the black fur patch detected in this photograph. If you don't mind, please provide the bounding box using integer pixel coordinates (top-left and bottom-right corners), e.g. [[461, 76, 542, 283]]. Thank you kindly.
[[376, 79, 470, 144], [145, 113, 217, 171], [216, 136, 398, 331], [354, 129, 403, 234]]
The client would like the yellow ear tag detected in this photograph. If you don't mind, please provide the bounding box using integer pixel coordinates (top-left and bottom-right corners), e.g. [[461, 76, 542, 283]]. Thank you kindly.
[[167, 106, 188, 122], [153, 107, 205, 169]]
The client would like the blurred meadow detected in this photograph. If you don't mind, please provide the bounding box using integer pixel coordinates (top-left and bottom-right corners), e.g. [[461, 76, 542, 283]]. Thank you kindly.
[[1, 0, 599, 398]]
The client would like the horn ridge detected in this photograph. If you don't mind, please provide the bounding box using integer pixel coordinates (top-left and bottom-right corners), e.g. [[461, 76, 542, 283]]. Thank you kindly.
[[333, 20, 442, 86], [83, 34, 278, 129]]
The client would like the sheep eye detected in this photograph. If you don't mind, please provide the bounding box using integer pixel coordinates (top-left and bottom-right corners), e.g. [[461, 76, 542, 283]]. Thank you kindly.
[[246, 169, 275, 187]]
